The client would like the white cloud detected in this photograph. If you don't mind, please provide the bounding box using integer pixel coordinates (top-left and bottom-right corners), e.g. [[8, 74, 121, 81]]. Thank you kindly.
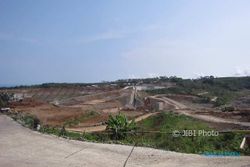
[[193, 72, 206, 78], [128, 73, 161, 79], [128, 74, 139, 79], [234, 67, 250, 76], [147, 73, 160, 78]]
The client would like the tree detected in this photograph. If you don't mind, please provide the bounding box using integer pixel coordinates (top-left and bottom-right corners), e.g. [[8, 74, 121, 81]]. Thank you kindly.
[[214, 97, 226, 107], [0, 93, 11, 107], [106, 114, 136, 140]]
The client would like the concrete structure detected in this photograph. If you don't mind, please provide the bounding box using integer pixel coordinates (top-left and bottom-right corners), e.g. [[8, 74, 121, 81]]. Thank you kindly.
[[0, 107, 10, 113], [240, 135, 250, 149]]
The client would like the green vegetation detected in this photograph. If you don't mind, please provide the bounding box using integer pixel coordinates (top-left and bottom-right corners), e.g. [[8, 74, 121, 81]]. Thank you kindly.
[[59, 126, 67, 136], [39, 112, 250, 155], [11, 113, 40, 129], [221, 106, 235, 112], [147, 86, 192, 95], [214, 97, 227, 106], [132, 112, 249, 154], [22, 115, 40, 129], [106, 114, 136, 140], [10, 111, 249, 155], [0, 93, 12, 107], [147, 76, 250, 107]]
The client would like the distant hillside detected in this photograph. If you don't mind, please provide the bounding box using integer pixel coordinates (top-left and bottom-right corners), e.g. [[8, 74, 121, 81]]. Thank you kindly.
[[1, 76, 250, 91]]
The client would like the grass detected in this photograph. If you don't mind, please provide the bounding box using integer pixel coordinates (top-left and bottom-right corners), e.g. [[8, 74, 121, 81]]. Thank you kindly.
[[124, 112, 250, 155], [138, 112, 208, 131]]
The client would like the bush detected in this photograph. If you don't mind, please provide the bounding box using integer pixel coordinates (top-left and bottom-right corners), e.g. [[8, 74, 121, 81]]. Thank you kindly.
[[22, 115, 40, 129], [59, 126, 67, 136], [199, 96, 211, 103], [221, 106, 235, 112], [214, 97, 226, 107]]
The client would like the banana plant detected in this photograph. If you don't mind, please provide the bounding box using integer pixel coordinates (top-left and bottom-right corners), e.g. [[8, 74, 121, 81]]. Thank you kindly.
[[106, 114, 136, 140]]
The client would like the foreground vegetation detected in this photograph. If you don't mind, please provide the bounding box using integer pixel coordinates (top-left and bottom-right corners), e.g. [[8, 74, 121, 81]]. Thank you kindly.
[[131, 112, 250, 155], [10, 111, 250, 155]]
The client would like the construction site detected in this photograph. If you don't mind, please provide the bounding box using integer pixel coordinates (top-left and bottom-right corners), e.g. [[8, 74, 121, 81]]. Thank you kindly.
[[2, 1, 250, 166], [1, 77, 250, 167], [2, 81, 250, 132], [2, 85, 165, 131]]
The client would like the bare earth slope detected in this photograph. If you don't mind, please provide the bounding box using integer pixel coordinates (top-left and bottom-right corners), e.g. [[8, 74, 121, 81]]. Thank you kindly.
[[0, 115, 250, 167]]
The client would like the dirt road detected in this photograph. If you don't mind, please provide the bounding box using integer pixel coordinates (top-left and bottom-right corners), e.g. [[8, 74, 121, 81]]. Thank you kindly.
[[68, 94, 250, 133], [1, 114, 250, 167], [66, 112, 158, 132], [151, 95, 250, 127]]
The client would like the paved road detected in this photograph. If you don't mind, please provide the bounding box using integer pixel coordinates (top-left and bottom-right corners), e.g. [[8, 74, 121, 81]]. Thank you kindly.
[[0, 114, 250, 167]]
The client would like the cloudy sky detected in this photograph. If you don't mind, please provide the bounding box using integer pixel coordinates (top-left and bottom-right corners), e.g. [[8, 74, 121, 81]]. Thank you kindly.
[[1, 0, 250, 85]]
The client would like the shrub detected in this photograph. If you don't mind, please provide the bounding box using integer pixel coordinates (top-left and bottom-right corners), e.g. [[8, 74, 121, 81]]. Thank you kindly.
[[22, 115, 40, 129], [199, 96, 211, 103], [221, 106, 235, 112], [59, 126, 67, 136], [214, 97, 226, 107]]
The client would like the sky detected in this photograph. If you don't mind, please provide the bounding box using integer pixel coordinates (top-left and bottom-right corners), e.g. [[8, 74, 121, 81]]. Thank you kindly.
[[1, 0, 250, 85]]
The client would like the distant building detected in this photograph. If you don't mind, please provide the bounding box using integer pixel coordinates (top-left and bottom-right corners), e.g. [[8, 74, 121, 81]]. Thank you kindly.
[[135, 84, 165, 91]]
